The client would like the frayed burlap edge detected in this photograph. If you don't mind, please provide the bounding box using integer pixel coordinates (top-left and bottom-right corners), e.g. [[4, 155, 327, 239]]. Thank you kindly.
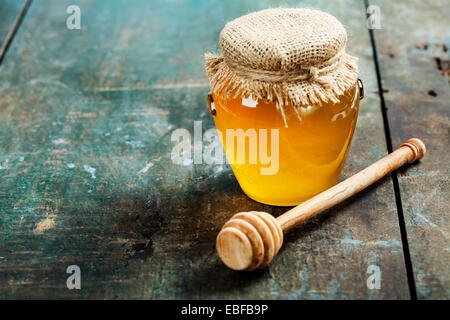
[[205, 53, 358, 126]]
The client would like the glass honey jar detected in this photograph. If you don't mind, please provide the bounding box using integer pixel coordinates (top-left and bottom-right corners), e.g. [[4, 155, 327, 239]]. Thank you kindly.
[[205, 8, 361, 206]]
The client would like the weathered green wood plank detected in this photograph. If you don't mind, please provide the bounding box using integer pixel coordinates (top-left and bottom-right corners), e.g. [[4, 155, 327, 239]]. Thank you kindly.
[[0, 0, 27, 58], [0, 0, 409, 299], [370, 0, 449, 299]]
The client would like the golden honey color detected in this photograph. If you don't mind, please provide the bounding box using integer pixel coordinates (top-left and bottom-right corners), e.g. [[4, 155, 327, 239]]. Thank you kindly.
[[211, 83, 360, 206]]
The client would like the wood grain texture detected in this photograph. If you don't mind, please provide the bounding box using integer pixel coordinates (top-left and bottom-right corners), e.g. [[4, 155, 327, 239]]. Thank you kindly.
[[369, 0, 449, 299], [0, 0, 410, 299]]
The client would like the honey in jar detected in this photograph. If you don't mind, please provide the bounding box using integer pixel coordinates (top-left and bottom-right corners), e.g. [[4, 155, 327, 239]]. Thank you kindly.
[[211, 83, 360, 206], [205, 8, 361, 206]]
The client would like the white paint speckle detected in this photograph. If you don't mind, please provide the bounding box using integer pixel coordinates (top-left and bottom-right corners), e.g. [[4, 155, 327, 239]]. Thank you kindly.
[[413, 210, 438, 228], [19, 157, 24, 162], [214, 166, 224, 173], [67, 163, 75, 169], [83, 165, 96, 179], [182, 158, 193, 166], [138, 162, 154, 174], [0, 160, 8, 170], [52, 138, 67, 145], [341, 230, 362, 253], [53, 58, 76, 68], [340, 231, 401, 253], [126, 140, 144, 149]]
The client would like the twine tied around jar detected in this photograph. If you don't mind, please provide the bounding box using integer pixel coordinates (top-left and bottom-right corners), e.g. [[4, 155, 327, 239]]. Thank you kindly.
[[223, 48, 344, 87], [205, 8, 359, 127]]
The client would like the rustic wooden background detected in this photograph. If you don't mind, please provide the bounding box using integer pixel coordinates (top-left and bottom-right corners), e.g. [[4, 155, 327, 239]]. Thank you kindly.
[[0, 0, 448, 299]]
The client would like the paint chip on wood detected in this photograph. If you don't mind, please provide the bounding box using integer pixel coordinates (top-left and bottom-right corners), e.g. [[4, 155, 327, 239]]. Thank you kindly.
[[52, 138, 67, 145], [138, 162, 154, 174], [34, 216, 56, 234], [83, 165, 96, 179]]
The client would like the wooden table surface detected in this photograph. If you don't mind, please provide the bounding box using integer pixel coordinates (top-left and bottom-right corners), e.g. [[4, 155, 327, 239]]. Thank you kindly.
[[0, 0, 448, 299]]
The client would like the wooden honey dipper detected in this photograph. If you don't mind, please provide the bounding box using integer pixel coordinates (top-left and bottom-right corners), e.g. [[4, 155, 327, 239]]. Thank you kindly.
[[216, 138, 426, 271]]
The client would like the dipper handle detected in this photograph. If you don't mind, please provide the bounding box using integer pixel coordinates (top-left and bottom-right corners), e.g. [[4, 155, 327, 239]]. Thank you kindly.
[[277, 138, 426, 230]]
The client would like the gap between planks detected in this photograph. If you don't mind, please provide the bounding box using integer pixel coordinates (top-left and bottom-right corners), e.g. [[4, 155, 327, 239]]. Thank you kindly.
[[0, 0, 32, 65], [364, 0, 418, 300]]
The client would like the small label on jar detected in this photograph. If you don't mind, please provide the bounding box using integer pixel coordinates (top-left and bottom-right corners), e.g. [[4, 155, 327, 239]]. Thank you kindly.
[[242, 95, 258, 108]]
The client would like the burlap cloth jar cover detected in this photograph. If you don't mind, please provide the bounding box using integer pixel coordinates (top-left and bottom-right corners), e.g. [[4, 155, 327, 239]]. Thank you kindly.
[[205, 8, 358, 125]]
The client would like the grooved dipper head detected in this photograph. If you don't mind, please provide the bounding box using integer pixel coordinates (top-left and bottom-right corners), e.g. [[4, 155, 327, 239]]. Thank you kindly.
[[216, 211, 283, 271]]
